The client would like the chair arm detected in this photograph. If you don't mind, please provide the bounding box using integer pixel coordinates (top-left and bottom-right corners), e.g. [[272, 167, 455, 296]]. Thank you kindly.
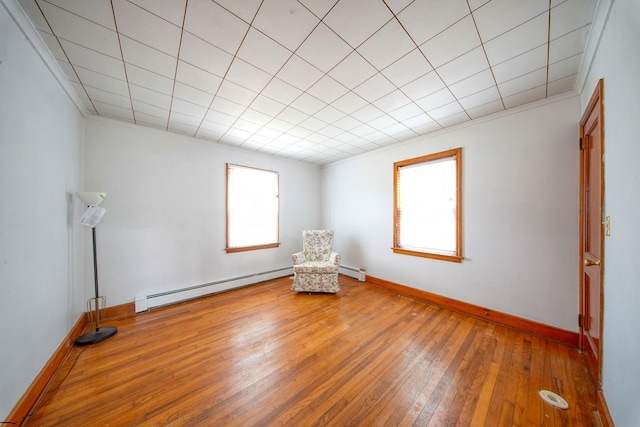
[[292, 252, 305, 265], [330, 252, 341, 266]]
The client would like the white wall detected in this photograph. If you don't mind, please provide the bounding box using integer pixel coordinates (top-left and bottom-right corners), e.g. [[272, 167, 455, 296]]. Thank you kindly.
[[0, 3, 84, 420], [84, 118, 321, 306], [322, 94, 581, 331], [580, 0, 640, 425]]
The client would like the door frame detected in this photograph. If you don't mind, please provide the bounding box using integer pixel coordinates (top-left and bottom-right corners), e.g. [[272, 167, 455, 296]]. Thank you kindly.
[[579, 78, 605, 386]]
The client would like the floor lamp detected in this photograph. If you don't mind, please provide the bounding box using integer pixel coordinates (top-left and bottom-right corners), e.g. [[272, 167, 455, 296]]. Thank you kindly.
[[75, 192, 117, 345]]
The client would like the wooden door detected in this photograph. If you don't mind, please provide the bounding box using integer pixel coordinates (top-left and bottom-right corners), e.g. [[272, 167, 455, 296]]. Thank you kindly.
[[579, 79, 604, 387]]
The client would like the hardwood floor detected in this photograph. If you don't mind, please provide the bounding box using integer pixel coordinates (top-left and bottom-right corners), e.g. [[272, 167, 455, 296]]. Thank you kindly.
[[26, 276, 599, 426]]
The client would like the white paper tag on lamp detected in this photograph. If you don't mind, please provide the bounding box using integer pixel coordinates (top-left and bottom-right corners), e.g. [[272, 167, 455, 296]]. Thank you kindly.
[[80, 205, 106, 227]]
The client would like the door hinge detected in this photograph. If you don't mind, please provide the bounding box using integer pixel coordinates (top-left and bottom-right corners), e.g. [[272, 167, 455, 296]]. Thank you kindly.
[[578, 314, 584, 328], [579, 137, 584, 150]]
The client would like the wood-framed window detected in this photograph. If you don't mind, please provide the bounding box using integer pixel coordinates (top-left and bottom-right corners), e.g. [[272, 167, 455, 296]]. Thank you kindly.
[[393, 148, 463, 263], [226, 163, 280, 253]]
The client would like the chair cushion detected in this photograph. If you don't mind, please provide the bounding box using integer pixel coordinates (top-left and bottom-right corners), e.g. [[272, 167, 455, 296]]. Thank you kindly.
[[293, 261, 339, 274]]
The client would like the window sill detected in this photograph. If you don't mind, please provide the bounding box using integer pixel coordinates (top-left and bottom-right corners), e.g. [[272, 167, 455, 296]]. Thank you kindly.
[[226, 243, 281, 253], [392, 247, 463, 263]]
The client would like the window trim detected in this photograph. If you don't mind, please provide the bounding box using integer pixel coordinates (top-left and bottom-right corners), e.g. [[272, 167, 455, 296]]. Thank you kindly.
[[225, 163, 280, 253], [392, 148, 463, 263]]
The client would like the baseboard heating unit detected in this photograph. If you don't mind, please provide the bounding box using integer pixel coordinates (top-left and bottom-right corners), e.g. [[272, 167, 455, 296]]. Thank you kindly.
[[135, 267, 293, 312]]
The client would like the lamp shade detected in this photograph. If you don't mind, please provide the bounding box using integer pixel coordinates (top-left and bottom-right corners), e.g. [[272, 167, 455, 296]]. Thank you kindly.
[[76, 192, 107, 206]]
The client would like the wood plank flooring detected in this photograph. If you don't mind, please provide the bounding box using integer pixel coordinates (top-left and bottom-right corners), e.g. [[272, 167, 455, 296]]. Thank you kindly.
[[25, 276, 599, 426]]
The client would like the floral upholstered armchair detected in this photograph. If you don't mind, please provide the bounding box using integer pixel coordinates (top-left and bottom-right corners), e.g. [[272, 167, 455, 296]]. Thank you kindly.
[[291, 230, 341, 293]]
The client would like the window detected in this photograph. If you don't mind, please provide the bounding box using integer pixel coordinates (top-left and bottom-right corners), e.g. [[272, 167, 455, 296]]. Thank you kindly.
[[226, 163, 280, 253], [393, 148, 462, 262]]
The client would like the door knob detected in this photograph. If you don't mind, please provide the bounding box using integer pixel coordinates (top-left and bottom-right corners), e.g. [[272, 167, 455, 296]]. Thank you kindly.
[[584, 259, 600, 266]]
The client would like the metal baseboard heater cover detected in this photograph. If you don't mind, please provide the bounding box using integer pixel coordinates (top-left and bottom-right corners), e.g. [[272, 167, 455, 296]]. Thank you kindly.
[[134, 265, 365, 312]]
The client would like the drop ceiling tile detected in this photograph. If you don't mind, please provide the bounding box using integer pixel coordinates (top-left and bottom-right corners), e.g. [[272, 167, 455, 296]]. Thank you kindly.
[[276, 55, 324, 91], [323, 0, 393, 48], [299, 116, 329, 132], [466, 99, 504, 119], [318, 125, 344, 138], [204, 109, 237, 126], [85, 86, 131, 109], [415, 87, 456, 111], [498, 68, 546, 97], [349, 123, 377, 137], [200, 118, 230, 134], [297, 23, 352, 73], [367, 114, 399, 131], [184, 0, 248, 55], [333, 115, 363, 131], [216, 80, 258, 106], [174, 82, 216, 108], [419, 15, 480, 69], [179, 32, 234, 78], [398, 0, 469, 45], [286, 126, 314, 139], [240, 108, 272, 126], [267, 118, 295, 132], [384, 0, 414, 15], [353, 73, 396, 103], [484, 13, 548, 65], [252, 0, 318, 51], [17, 0, 53, 33], [120, 36, 177, 79], [44, 0, 116, 30], [225, 127, 252, 141], [400, 70, 445, 101], [389, 102, 424, 122], [171, 98, 207, 118], [548, 74, 576, 96], [492, 45, 547, 84], [457, 86, 501, 110], [328, 51, 378, 90], [298, 0, 338, 19], [131, 99, 169, 120], [236, 28, 292, 75], [350, 104, 385, 123], [233, 119, 262, 134], [57, 61, 80, 83], [126, 64, 174, 95], [358, 19, 415, 70], [381, 48, 433, 88], [313, 105, 346, 124], [448, 69, 495, 99], [250, 95, 286, 116], [331, 92, 369, 115], [136, 112, 169, 128], [472, 0, 548, 42], [131, 93, 171, 116], [128, 0, 187, 27], [307, 76, 349, 104], [196, 128, 224, 141], [175, 61, 223, 95], [502, 85, 546, 109], [213, 0, 262, 23], [276, 107, 309, 125], [549, 26, 590, 63], [39, 31, 67, 62], [436, 46, 489, 86], [373, 90, 412, 113], [549, 54, 582, 82], [40, 2, 120, 57], [437, 111, 469, 127], [401, 113, 438, 132], [261, 78, 303, 105], [75, 68, 129, 97], [113, 0, 181, 56], [289, 93, 327, 115], [94, 101, 134, 121], [168, 117, 199, 133], [225, 58, 272, 93], [468, 0, 491, 12], [550, 0, 597, 39]]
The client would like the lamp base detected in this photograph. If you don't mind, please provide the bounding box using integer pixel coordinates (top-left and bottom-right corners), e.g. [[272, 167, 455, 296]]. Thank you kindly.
[[75, 326, 117, 346]]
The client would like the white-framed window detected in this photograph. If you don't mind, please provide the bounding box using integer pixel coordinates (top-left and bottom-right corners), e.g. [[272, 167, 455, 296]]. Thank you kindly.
[[393, 148, 463, 263], [226, 163, 280, 253]]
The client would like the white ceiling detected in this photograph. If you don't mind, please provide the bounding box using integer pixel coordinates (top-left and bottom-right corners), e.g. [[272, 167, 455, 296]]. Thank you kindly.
[[18, 0, 597, 165]]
